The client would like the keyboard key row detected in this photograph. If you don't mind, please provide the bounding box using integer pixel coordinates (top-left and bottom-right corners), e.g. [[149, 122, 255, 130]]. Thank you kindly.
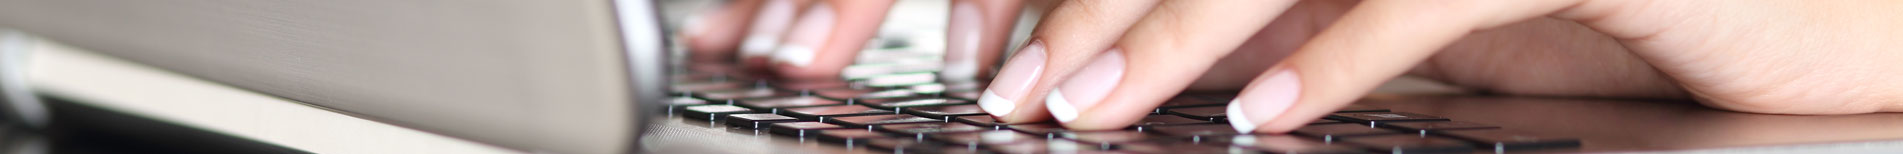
[[668, 72, 1579, 153]]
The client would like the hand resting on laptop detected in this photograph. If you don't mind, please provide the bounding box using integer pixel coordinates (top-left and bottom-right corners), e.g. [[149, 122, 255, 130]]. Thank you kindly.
[[678, 0, 1903, 134]]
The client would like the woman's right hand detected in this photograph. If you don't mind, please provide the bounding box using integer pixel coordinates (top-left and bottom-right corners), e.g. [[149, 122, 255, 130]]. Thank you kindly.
[[979, 0, 1903, 134]]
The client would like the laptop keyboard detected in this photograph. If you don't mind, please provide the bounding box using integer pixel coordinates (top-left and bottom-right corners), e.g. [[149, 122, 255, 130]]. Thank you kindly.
[[666, 68, 1580, 154]]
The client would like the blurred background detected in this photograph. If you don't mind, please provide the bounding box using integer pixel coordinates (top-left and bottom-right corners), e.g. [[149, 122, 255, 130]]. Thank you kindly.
[[2, 32, 299, 153]]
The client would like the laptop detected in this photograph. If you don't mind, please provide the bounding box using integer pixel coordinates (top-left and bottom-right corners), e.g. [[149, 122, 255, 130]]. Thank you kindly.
[[4, 0, 1903, 153]]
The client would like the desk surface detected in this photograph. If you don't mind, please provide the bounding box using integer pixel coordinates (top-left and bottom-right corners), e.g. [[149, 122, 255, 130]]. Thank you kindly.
[[20, 34, 517, 154], [0, 97, 301, 154]]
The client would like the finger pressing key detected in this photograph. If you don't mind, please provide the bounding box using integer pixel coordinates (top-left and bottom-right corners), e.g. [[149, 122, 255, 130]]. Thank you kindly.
[[977, 0, 1160, 123], [1050, 0, 1301, 130]]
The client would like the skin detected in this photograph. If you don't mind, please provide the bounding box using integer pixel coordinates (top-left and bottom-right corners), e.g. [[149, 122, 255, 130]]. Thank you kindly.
[[683, 0, 1903, 133]]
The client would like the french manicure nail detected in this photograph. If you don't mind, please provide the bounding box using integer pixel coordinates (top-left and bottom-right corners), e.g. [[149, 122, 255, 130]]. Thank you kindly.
[[738, 0, 800, 58], [1229, 68, 1300, 133], [1046, 49, 1125, 122], [978, 41, 1046, 117], [942, 1, 984, 81], [773, 2, 834, 67]]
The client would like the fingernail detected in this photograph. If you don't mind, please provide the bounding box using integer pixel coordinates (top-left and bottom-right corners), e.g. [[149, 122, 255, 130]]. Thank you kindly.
[[1229, 68, 1300, 133], [773, 2, 835, 67], [1046, 49, 1125, 123], [739, 0, 800, 58], [978, 41, 1046, 117], [941, 1, 984, 81]]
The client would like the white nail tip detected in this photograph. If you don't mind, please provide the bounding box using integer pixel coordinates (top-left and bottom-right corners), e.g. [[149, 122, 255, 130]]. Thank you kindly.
[[1227, 100, 1255, 133], [772, 45, 816, 67], [978, 90, 1015, 117], [1045, 88, 1079, 122], [739, 36, 779, 56]]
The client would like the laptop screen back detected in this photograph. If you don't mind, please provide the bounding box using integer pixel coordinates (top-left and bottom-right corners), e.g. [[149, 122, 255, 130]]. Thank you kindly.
[[0, 0, 665, 153]]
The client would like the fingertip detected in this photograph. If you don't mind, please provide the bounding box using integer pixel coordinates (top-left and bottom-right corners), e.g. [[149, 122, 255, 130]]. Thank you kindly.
[[943, 0, 1025, 81], [767, 0, 891, 80], [1227, 67, 1302, 133], [977, 89, 1017, 117], [980, 40, 1049, 122]]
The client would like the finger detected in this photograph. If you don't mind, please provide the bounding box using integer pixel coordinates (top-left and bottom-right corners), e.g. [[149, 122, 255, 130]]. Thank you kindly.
[[1046, 0, 1301, 130], [979, 0, 1160, 123], [770, 0, 895, 80], [683, 0, 766, 63], [1188, 0, 1356, 91], [735, 0, 815, 70], [1231, 0, 1596, 133], [941, 0, 1024, 82]]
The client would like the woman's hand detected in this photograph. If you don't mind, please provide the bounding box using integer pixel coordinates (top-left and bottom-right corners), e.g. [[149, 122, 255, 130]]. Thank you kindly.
[[679, 0, 1903, 134], [978, 0, 1903, 134]]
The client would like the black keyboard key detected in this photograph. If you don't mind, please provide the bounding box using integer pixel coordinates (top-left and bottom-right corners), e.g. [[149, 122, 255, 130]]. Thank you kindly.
[[1380, 121, 1501, 134], [723, 113, 799, 129], [1136, 115, 1216, 126], [1164, 106, 1228, 121], [1230, 135, 1368, 154], [1439, 130, 1582, 152], [903, 104, 987, 119], [1311, 119, 1346, 125], [877, 122, 992, 135], [861, 98, 973, 109], [682, 105, 753, 120], [768, 122, 848, 137], [1292, 123, 1401, 142], [734, 96, 845, 111], [1341, 135, 1475, 153], [828, 114, 942, 128], [1155, 96, 1228, 114], [813, 88, 879, 100], [1150, 124, 1241, 138], [1005, 123, 1069, 136], [1337, 104, 1390, 113], [950, 115, 1031, 128], [1329, 112, 1449, 125], [816, 129, 893, 144], [782, 105, 894, 121]]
